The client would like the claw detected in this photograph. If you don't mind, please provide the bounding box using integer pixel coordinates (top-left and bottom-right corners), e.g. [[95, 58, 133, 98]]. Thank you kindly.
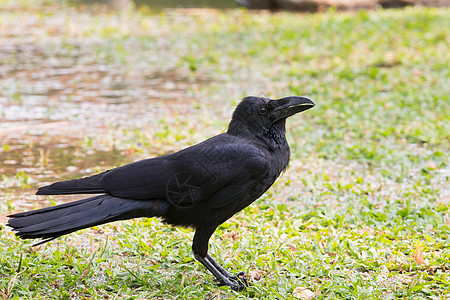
[[212, 271, 248, 291], [230, 271, 248, 291]]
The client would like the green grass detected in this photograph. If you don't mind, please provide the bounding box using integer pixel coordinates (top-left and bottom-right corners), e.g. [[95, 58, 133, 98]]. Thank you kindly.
[[1, 1, 449, 299]]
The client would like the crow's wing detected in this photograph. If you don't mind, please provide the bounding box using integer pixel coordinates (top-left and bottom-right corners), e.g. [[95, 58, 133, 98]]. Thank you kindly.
[[100, 136, 270, 206]]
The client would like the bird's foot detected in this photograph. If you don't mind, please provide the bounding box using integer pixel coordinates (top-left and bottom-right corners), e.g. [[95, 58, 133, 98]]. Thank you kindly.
[[213, 271, 248, 291]]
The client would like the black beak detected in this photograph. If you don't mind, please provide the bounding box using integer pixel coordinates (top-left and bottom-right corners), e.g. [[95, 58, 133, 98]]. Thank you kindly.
[[268, 96, 315, 122]]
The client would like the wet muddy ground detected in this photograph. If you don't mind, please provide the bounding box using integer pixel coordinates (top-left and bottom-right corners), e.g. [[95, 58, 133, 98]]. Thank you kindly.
[[0, 12, 211, 213]]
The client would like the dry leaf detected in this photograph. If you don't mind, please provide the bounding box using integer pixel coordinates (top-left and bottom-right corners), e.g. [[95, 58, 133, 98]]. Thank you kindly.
[[413, 246, 425, 265], [81, 267, 90, 278], [427, 160, 437, 169], [287, 244, 297, 252], [293, 287, 315, 299], [412, 69, 424, 76], [248, 270, 261, 281], [223, 230, 242, 241]]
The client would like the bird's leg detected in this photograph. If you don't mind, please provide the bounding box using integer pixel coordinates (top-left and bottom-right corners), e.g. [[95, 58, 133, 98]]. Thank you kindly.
[[193, 227, 248, 291], [205, 254, 248, 289], [205, 253, 232, 277]]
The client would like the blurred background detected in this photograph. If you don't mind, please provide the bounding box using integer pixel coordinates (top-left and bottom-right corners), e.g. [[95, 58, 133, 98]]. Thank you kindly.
[[0, 0, 449, 298], [72, 0, 450, 11]]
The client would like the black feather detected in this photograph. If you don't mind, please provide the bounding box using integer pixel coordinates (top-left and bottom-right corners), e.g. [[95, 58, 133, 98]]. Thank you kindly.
[[8, 195, 169, 242], [36, 171, 108, 195]]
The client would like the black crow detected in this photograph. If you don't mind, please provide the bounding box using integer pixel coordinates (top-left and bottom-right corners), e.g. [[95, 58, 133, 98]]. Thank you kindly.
[[7, 96, 315, 291]]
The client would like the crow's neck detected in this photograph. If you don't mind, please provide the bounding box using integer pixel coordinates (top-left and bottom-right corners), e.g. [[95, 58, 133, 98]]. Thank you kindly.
[[228, 119, 289, 152], [267, 119, 287, 143], [267, 120, 291, 173]]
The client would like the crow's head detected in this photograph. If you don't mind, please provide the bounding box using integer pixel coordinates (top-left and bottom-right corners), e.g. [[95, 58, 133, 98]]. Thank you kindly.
[[227, 96, 315, 141]]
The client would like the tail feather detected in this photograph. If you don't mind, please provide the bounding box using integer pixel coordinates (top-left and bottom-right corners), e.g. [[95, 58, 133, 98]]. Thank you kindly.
[[7, 194, 170, 242], [36, 172, 108, 195]]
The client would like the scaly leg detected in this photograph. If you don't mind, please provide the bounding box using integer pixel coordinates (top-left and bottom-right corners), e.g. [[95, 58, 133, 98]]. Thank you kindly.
[[192, 226, 248, 291]]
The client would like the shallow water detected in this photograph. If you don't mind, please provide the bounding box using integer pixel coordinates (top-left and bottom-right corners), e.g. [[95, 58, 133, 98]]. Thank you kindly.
[[0, 14, 209, 211]]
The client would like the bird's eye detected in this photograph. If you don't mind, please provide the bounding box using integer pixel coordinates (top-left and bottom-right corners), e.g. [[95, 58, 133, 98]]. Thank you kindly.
[[258, 105, 267, 115]]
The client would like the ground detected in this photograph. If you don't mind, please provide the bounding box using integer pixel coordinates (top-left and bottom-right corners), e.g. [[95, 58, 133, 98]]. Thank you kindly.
[[0, 1, 449, 299]]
